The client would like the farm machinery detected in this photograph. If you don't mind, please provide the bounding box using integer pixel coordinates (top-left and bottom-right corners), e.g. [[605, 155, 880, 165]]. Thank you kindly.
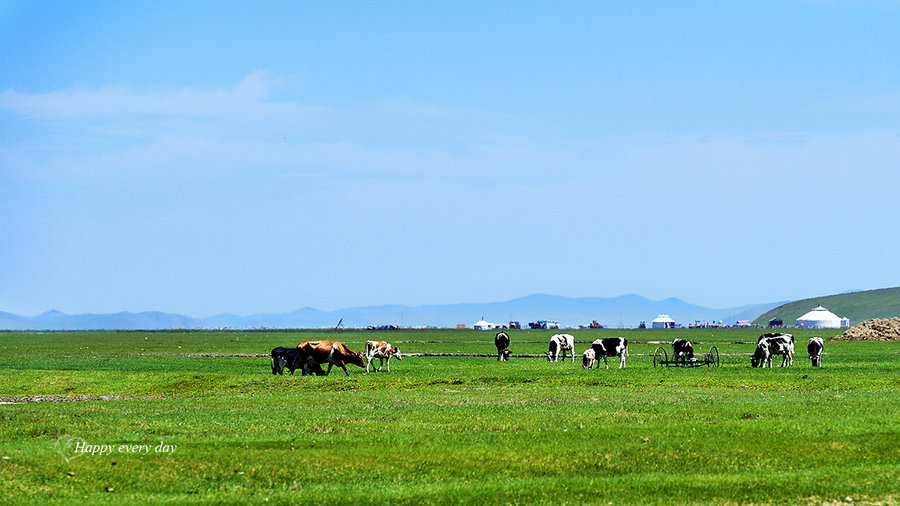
[[652, 345, 720, 368]]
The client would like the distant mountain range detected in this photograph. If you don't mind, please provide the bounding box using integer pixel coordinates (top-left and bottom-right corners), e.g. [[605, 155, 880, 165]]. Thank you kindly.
[[0, 293, 782, 330]]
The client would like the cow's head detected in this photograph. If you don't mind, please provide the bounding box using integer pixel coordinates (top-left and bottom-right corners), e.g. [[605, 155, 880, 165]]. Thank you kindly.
[[349, 352, 367, 368], [500, 348, 510, 361], [392, 347, 402, 360], [272, 356, 286, 375], [750, 345, 767, 367], [582, 350, 595, 369]]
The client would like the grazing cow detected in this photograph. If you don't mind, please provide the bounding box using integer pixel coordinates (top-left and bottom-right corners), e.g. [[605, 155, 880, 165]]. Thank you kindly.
[[296, 340, 367, 376], [271, 347, 325, 376], [751, 333, 795, 368], [589, 337, 629, 369], [495, 331, 511, 361], [547, 334, 576, 362], [365, 340, 402, 373], [672, 338, 695, 364], [808, 337, 824, 367], [582, 348, 596, 369], [271, 346, 300, 375]]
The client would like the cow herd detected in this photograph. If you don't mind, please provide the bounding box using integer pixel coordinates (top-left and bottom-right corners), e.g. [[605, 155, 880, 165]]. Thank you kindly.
[[749, 333, 826, 368], [271, 340, 401, 376], [270, 331, 826, 376]]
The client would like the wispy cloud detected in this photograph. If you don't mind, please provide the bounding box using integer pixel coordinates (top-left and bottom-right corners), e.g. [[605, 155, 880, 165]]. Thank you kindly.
[[0, 71, 287, 120]]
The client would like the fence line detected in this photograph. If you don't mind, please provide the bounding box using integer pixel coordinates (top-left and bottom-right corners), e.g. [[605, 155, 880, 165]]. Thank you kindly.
[[173, 351, 755, 358], [246, 341, 721, 346]]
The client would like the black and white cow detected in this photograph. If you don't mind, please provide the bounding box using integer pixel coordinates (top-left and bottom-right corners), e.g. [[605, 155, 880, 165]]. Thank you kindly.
[[672, 338, 695, 364], [495, 331, 511, 361], [751, 333, 795, 368], [808, 337, 824, 367], [588, 337, 628, 369], [271, 347, 301, 375], [547, 334, 576, 362]]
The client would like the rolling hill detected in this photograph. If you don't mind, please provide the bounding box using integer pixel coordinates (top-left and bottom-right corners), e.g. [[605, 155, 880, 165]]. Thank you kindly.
[[752, 287, 900, 326]]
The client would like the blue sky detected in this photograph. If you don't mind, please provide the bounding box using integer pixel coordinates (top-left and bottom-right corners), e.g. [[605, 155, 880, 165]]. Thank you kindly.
[[2, 1, 899, 317]]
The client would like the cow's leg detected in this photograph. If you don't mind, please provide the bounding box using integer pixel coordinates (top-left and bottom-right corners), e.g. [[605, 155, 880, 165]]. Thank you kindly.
[[603, 356, 610, 369], [619, 353, 626, 369], [385, 357, 391, 373], [325, 363, 334, 376], [365, 355, 371, 373]]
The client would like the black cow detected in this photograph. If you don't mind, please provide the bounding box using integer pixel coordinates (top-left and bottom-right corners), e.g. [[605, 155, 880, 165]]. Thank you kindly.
[[271, 347, 300, 375], [808, 337, 824, 367], [495, 331, 511, 361], [672, 338, 695, 364], [588, 337, 628, 369], [271, 346, 325, 376]]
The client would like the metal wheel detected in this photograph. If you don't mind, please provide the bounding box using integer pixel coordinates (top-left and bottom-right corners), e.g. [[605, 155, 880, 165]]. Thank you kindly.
[[706, 346, 720, 367], [653, 346, 668, 368]]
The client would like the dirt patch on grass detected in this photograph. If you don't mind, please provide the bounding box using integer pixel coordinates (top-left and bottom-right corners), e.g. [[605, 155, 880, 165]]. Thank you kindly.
[[0, 395, 160, 404], [830, 318, 900, 341]]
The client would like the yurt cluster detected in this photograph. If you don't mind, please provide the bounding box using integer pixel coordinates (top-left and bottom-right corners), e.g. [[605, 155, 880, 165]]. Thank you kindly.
[[674, 305, 849, 330]]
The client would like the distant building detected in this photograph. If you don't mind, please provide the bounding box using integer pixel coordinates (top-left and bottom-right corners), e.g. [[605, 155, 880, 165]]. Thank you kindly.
[[474, 319, 500, 330], [651, 314, 676, 329], [796, 305, 849, 329]]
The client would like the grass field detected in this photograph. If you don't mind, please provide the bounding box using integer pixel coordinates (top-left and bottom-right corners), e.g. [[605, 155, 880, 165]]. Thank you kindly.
[[1, 328, 899, 505]]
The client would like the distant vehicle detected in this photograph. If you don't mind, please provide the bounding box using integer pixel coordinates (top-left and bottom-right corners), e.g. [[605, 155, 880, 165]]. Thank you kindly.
[[508, 321, 521, 329], [589, 320, 603, 329], [528, 320, 560, 330]]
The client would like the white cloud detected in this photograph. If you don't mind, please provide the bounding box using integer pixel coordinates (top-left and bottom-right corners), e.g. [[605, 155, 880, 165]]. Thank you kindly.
[[0, 71, 285, 119]]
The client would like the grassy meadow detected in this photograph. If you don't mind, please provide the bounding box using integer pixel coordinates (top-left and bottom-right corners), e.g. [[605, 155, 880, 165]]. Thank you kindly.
[[1, 328, 899, 504]]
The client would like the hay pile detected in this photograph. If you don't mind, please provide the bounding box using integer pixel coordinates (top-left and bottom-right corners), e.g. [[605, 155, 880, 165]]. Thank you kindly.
[[830, 318, 900, 341]]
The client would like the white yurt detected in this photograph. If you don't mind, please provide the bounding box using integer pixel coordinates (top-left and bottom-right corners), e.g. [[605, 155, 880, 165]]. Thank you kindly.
[[651, 314, 676, 329], [795, 305, 847, 329], [473, 319, 497, 331]]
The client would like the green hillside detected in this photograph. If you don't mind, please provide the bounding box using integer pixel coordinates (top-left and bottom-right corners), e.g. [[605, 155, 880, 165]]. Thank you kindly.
[[753, 287, 900, 326]]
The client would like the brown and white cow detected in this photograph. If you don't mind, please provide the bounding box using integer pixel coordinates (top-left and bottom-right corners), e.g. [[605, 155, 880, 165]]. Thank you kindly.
[[365, 340, 402, 373], [296, 340, 367, 376], [582, 348, 596, 369]]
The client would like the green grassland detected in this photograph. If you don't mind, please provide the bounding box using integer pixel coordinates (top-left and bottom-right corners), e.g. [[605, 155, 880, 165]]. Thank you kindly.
[[1, 329, 899, 505], [754, 287, 900, 325]]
